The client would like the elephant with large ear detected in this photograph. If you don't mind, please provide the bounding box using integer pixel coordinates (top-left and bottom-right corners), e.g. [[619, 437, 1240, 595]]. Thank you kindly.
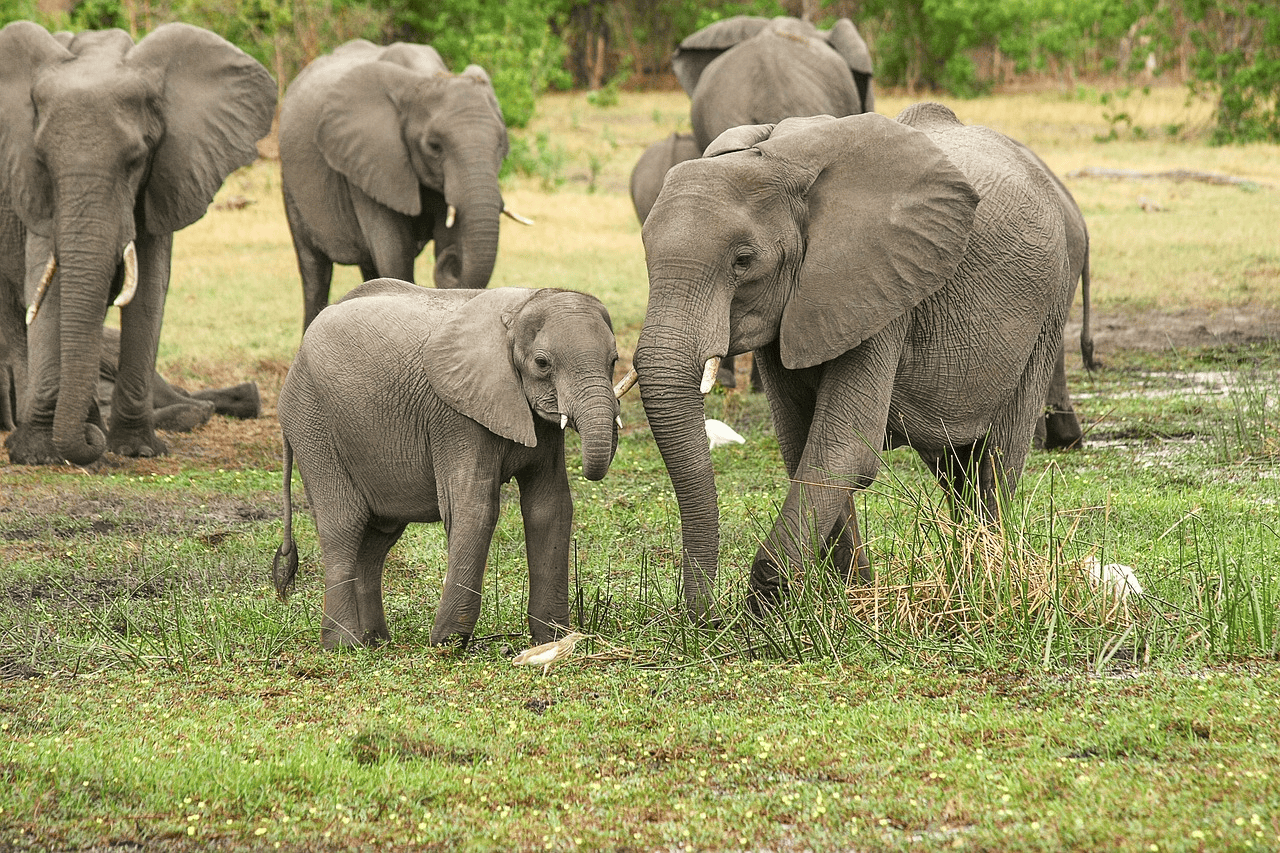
[[0, 22, 276, 466], [623, 104, 1074, 620], [280, 40, 523, 331], [673, 16, 875, 153], [273, 279, 623, 650]]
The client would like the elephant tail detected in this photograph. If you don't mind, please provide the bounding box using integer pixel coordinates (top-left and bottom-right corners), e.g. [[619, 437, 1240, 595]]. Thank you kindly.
[[1079, 238, 1096, 372], [272, 436, 299, 601]]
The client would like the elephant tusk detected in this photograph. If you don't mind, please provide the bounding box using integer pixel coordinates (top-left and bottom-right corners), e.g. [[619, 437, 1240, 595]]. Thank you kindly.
[[700, 357, 721, 394], [616, 415, 623, 430], [502, 207, 534, 226], [560, 413, 568, 430], [25, 253, 57, 326], [613, 366, 638, 399], [113, 242, 138, 307], [445, 205, 457, 229]]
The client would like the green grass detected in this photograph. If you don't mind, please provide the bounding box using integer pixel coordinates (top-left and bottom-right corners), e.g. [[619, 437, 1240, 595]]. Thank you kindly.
[[3, 86, 1280, 851]]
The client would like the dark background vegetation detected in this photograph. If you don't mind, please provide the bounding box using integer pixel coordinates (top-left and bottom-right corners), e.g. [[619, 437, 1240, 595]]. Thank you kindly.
[[1, 0, 1276, 141]]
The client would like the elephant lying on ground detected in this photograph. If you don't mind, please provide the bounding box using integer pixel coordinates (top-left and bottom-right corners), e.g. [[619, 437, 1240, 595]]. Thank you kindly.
[[625, 105, 1077, 620], [0, 22, 276, 466], [280, 40, 521, 331], [273, 280, 622, 649]]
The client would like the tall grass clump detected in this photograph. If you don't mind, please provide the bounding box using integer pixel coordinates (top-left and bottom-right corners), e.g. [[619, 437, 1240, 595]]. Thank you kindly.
[[1210, 367, 1279, 464]]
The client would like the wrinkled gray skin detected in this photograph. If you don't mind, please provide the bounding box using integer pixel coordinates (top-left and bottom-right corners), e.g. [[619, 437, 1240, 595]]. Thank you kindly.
[[1012, 140, 1096, 450], [630, 133, 702, 224], [0, 22, 275, 466], [280, 40, 511, 331], [672, 15, 874, 388], [273, 280, 621, 650], [632, 105, 1074, 620], [675, 16, 875, 152]]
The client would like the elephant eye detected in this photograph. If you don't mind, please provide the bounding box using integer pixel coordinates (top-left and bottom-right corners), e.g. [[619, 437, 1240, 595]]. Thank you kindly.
[[732, 251, 754, 272], [534, 354, 551, 371]]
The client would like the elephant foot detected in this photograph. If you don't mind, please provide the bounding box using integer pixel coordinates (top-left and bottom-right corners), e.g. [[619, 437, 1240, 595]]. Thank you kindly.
[[107, 424, 169, 458], [152, 400, 215, 433], [321, 619, 390, 651], [5, 424, 65, 465], [1042, 409, 1084, 451], [746, 557, 787, 616], [192, 382, 261, 420]]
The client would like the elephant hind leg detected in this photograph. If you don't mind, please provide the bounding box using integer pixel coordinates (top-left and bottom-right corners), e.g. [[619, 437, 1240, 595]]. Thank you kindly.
[[320, 519, 403, 650]]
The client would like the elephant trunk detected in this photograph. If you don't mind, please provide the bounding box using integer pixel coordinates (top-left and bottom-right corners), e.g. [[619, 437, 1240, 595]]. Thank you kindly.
[[52, 230, 122, 465], [444, 156, 503, 291], [570, 380, 620, 482], [633, 321, 721, 620]]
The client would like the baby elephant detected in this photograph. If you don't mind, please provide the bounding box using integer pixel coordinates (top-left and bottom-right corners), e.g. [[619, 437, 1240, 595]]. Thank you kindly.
[[273, 279, 622, 649]]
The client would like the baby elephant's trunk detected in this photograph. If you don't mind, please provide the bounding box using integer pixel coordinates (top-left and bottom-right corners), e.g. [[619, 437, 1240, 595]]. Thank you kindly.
[[272, 438, 299, 599]]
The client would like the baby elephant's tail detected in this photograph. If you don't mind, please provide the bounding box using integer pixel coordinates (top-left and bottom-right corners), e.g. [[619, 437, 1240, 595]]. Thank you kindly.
[[272, 436, 299, 600]]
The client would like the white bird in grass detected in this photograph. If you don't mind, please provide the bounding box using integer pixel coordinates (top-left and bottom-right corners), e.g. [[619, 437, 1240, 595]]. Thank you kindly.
[[512, 632, 589, 676], [1084, 557, 1143, 598], [705, 418, 745, 448]]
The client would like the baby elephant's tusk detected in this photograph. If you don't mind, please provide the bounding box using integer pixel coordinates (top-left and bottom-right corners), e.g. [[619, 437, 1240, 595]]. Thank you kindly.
[[502, 207, 534, 226], [700, 357, 721, 395], [560, 414, 568, 430], [613, 366, 638, 399], [445, 205, 457, 229], [25, 253, 57, 326], [113, 242, 138, 307]]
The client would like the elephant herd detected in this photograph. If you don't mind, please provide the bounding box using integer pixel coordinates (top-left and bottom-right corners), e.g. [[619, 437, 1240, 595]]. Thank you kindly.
[[0, 16, 1097, 650]]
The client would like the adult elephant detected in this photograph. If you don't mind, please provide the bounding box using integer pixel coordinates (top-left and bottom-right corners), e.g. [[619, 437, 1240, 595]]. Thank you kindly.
[[280, 40, 522, 330], [673, 15, 874, 153], [623, 105, 1075, 620], [0, 22, 276, 466], [670, 14, 874, 389]]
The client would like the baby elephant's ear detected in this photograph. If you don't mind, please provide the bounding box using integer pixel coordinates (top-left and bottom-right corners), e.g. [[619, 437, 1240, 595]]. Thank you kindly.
[[422, 288, 539, 447]]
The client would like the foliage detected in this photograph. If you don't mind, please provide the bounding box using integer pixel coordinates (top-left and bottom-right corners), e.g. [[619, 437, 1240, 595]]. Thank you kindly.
[[1183, 0, 1280, 143], [388, 0, 572, 128]]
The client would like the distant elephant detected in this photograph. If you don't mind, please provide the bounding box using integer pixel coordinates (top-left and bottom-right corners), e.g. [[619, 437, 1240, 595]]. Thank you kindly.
[[670, 15, 874, 389], [273, 279, 622, 649], [280, 40, 522, 331], [0, 22, 276, 466], [630, 133, 701, 224], [624, 105, 1075, 620], [673, 16, 875, 152]]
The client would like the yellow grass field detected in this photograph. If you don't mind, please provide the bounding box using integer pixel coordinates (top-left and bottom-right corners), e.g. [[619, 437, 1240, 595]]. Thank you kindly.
[[159, 85, 1280, 393]]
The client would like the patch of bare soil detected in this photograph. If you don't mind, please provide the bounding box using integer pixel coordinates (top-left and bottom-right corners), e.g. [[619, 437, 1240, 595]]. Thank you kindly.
[[1065, 305, 1280, 361]]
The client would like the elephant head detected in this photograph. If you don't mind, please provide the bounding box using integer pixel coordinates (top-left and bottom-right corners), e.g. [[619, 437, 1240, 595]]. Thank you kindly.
[[316, 43, 510, 291], [421, 288, 621, 481], [630, 113, 977, 617], [0, 22, 275, 465]]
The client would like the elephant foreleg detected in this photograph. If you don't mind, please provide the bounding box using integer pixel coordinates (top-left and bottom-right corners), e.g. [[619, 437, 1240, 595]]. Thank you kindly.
[[516, 456, 573, 645], [430, 480, 501, 647]]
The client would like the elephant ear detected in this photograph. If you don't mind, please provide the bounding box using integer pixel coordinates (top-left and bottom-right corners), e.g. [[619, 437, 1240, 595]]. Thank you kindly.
[[705, 123, 774, 157], [825, 19, 873, 76], [672, 15, 771, 95], [128, 23, 277, 235], [755, 113, 980, 370], [0, 22, 72, 235], [316, 61, 423, 216], [422, 288, 540, 448]]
